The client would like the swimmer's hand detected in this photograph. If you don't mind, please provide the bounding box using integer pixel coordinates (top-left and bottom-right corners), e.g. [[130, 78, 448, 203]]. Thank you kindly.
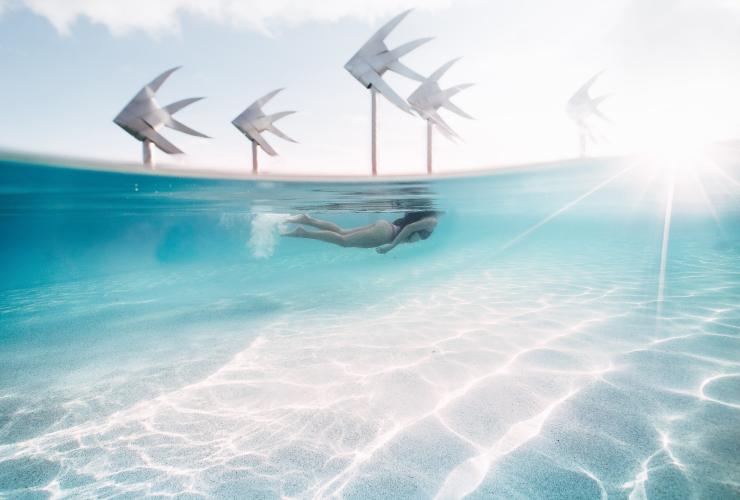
[[376, 245, 392, 254]]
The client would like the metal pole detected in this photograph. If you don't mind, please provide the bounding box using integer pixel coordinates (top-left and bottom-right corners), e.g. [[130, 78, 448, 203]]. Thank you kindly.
[[371, 90, 377, 176], [143, 139, 154, 169], [252, 141, 258, 174], [426, 120, 433, 175]]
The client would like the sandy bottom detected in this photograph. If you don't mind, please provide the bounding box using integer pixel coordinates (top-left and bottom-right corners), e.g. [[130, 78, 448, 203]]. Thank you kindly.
[[0, 244, 739, 499]]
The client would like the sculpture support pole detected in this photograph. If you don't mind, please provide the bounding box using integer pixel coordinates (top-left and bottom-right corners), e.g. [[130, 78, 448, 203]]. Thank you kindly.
[[143, 139, 154, 169], [252, 141, 258, 174], [426, 120, 433, 175], [371, 90, 377, 176]]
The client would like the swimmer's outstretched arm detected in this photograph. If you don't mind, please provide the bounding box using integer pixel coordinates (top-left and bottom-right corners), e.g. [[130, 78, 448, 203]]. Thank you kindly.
[[376, 218, 436, 254]]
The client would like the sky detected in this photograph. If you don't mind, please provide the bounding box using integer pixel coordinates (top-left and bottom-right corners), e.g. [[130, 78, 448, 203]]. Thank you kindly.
[[1, 0, 739, 175]]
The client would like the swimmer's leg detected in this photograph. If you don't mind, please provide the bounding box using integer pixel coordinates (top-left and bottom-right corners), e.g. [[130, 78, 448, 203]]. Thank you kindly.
[[282, 227, 348, 247], [287, 214, 346, 233], [287, 214, 376, 235]]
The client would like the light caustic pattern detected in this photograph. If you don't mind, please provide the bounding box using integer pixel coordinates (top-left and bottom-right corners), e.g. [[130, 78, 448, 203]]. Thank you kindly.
[[0, 245, 738, 499]]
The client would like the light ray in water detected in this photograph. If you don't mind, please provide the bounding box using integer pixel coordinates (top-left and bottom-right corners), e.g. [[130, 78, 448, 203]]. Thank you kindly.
[[499, 163, 636, 252], [656, 174, 675, 324], [688, 162, 723, 233]]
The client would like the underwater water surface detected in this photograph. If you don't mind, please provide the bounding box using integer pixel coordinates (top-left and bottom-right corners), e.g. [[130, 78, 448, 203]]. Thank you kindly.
[[0, 153, 739, 499]]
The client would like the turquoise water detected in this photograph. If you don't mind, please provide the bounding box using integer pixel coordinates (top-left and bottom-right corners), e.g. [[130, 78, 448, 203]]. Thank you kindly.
[[0, 154, 739, 499]]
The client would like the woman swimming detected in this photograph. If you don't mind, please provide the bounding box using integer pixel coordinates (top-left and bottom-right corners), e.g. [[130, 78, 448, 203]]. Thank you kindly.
[[282, 211, 438, 254]]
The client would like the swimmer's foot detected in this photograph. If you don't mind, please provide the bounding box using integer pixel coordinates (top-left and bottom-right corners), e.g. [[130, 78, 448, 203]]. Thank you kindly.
[[286, 214, 310, 224], [282, 226, 308, 238]]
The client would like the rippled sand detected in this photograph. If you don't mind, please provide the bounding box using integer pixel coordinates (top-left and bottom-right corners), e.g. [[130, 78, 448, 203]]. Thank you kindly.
[[0, 242, 739, 499]]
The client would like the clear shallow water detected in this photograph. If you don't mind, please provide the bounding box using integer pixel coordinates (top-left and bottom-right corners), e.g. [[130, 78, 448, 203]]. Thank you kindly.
[[0, 153, 739, 499]]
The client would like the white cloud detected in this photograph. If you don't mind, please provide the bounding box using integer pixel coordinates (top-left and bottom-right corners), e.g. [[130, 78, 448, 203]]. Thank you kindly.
[[14, 0, 453, 36]]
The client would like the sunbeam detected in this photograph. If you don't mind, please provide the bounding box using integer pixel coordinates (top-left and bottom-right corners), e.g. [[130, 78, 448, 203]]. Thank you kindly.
[[688, 161, 724, 233], [656, 173, 675, 326], [498, 163, 636, 252]]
